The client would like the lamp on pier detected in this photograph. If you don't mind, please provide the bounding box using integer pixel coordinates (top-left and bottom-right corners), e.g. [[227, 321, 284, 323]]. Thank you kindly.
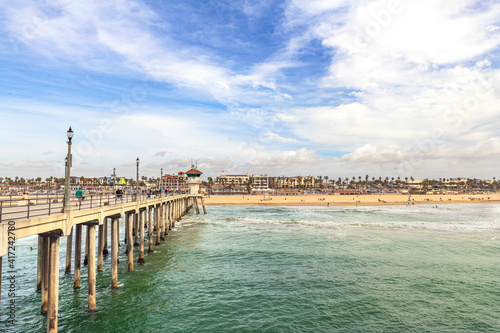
[[64, 126, 74, 212], [136, 157, 140, 201], [160, 168, 163, 197]]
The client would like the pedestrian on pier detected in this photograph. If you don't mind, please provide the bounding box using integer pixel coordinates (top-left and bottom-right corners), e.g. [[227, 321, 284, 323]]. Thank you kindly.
[[76, 187, 83, 208]]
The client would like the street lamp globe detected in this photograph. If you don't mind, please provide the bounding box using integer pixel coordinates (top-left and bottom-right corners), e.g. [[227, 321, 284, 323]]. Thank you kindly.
[[136, 157, 139, 165], [67, 126, 74, 142]]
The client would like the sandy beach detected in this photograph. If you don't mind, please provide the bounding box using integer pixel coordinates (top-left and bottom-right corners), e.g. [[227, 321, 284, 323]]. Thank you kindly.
[[203, 193, 500, 207]]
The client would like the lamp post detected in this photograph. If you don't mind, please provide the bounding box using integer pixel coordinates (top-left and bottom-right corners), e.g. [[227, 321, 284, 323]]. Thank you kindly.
[[136, 157, 139, 201], [160, 168, 163, 197], [113, 168, 116, 193], [64, 127, 74, 212]]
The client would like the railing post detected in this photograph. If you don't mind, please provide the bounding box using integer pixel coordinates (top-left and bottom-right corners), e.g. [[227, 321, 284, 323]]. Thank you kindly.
[[27, 200, 30, 219]]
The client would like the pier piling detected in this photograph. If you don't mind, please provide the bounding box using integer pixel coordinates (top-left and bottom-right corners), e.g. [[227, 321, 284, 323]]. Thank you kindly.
[[160, 204, 166, 239], [37, 235, 42, 290], [138, 209, 145, 264], [65, 226, 73, 274], [103, 218, 108, 255], [195, 198, 200, 215], [201, 197, 207, 214], [148, 208, 154, 253], [127, 212, 134, 271], [133, 212, 139, 246], [111, 216, 118, 288], [84, 226, 89, 266], [87, 223, 96, 311], [41, 236, 49, 314], [47, 234, 60, 333], [156, 206, 161, 245], [97, 223, 104, 272], [74, 225, 82, 289]]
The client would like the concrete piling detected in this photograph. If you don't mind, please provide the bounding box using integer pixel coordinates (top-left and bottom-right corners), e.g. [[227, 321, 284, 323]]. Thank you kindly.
[[138, 209, 145, 264], [160, 204, 166, 239], [97, 223, 104, 272], [37, 235, 43, 290], [74, 225, 82, 289], [148, 208, 154, 253], [127, 212, 134, 272], [87, 223, 96, 311], [111, 217, 118, 288], [65, 226, 73, 273], [41, 236, 49, 314], [84, 225, 89, 266], [195, 198, 200, 215], [47, 235, 60, 333], [156, 206, 161, 245], [133, 212, 139, 247], [103, 218, 109, 255]]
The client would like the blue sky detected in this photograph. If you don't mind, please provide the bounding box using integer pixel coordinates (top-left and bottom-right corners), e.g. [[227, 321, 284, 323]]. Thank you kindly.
[[1, 0, 500, 180]]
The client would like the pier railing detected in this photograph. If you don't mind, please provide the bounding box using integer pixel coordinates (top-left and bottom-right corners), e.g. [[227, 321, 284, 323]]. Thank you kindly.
[[0, 192, 181, 222]]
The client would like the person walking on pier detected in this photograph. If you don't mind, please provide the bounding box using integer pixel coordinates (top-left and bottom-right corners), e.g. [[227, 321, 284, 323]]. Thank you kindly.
[[76, 187, 83, 208]]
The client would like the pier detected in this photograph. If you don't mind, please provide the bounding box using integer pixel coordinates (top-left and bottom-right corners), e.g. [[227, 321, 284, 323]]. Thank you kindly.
[[0, 192, 206, 332]]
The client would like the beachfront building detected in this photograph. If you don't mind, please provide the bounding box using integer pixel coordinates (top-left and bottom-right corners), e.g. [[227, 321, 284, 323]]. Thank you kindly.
[[216, 171, 251, 186], [273, 176, 318, 189], [213, 171, 269, 193], [251, 174, 269, 189], [162, 172, 186, 191]]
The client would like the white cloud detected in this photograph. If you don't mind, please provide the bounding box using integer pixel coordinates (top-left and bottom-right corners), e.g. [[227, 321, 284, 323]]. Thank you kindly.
[[261, 132, 298, 143], [249, 148, 319, 167]]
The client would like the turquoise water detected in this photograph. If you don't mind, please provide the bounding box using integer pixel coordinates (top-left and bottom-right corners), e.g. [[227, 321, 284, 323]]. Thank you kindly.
[[1, 204, 499, 332]]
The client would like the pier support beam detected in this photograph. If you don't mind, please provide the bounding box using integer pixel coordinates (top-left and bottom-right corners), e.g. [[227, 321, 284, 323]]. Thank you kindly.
[[87, 222, 97, 311], [165, 203, 170, 235], [47, 233, 61, 333], [124, 214, 128, 244], [138, 209, 145, 264], [195, 197, 200, 215], [126, 212, 134, 271], [74, 224, 82, 289], [133, 212, 139, 247], [65, 226, 73, 273], [97, 223, 104, 272], [156, 205, 161, 245], [175, 199, 179, 226], [161, 203, 166, 239], [103, 218, 109, 255], [148, 208, 154, 253], [201, 197, 207, 214], [84, 225, 89, 266], [111, 216, 119, 288], [41, 236, 49, 314], [37, 235, 42, 290]]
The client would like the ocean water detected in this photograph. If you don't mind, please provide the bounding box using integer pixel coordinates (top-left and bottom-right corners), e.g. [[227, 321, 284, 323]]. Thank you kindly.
[[1, 204, 499, 332]]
